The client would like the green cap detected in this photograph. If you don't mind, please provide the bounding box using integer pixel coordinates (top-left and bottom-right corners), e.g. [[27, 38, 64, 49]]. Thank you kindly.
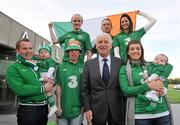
[[39, 45, 52, 55], [65, 39, 81, 52]]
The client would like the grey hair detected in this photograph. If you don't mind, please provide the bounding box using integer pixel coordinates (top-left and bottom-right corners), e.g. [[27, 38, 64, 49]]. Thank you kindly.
[[95, 33, 112, 44]]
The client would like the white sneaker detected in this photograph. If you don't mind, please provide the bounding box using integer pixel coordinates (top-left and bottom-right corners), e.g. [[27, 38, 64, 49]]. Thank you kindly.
[[146, 90, 159, 102], [48, 105, 58, 118]]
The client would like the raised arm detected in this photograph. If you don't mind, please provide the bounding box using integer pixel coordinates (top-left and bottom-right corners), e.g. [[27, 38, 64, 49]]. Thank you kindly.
[[136, 10, 157, 32], [48, 22, 59, 44]]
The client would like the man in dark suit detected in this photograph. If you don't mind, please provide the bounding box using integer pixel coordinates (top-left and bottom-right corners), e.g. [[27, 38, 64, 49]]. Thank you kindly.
[[81, 33, 125, 125]]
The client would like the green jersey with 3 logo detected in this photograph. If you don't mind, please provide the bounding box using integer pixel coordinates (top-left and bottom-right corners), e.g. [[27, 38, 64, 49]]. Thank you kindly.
[[55, 61, 83, 119]]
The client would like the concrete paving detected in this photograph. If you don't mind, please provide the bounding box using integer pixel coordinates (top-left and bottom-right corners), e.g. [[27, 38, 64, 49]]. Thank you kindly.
[[171, 104, 180, 125], [0, 104, 180, 125]]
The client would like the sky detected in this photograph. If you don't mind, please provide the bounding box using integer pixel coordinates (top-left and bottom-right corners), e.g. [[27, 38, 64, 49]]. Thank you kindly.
[[0, 0, 179, 78]]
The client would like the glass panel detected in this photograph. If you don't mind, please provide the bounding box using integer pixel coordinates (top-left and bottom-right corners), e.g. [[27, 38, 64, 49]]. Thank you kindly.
[[0, 59, 17, 110]]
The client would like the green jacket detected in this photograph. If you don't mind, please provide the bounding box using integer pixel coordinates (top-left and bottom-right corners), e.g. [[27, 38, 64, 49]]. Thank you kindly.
[[147, 62, 173, 79], [119, 64, 169, 114], [6, 62, 47, 105]]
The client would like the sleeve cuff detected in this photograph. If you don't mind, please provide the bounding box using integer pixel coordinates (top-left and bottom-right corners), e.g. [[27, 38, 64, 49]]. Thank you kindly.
[[144, 83, 151, 91], [41, 85, 45, 93]]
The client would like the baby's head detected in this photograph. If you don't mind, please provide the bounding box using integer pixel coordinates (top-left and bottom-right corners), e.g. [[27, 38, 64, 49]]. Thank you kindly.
[[39, 45, 52, 59], [153, 54, 168, 65]]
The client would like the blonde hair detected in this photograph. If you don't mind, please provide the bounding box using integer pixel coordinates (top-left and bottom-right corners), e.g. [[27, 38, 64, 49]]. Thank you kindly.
[[71, 14, 83, 22]]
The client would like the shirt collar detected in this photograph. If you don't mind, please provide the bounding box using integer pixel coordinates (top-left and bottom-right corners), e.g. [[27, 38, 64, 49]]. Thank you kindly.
[[98, 54, 111, 63], [72, 29, 82, 34]]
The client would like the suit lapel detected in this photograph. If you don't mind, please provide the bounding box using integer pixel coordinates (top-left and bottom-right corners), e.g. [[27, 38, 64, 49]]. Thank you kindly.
[[94, 58, 102, 80]]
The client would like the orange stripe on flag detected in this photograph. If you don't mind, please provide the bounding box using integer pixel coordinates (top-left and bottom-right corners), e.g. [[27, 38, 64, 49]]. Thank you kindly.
[[107, 11, 137, 36]]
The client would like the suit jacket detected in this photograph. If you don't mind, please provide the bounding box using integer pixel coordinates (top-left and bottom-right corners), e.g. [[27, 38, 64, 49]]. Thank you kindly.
[[81, 56, 125, 124]]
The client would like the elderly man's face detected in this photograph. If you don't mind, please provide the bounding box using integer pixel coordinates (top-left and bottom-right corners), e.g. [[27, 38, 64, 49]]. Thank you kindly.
[[96, 36, 112, 57]]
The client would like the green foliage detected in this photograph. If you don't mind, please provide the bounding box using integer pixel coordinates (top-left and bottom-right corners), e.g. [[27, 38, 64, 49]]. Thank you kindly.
[[48, 121, 56, 125], [167, 87, 180, 103]]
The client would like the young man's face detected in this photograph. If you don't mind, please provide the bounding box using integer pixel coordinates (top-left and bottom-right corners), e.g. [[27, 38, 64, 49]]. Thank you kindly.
[[16, 41, 33, 60], [39, 49, 50, 59], [68, 49, 81, 62], [101, 19, 112, 34], [71, 15, 83, 31]]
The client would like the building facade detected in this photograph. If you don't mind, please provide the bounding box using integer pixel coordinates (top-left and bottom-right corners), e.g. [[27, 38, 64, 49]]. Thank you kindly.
[[0, 11, 62, 113]]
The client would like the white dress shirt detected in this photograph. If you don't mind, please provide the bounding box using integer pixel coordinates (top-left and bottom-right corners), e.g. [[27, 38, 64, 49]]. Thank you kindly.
[[98, 55, 111, 77]]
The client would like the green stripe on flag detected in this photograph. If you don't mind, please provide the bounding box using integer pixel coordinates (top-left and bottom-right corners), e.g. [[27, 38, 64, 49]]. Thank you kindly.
[[53, 22, 73, 38]]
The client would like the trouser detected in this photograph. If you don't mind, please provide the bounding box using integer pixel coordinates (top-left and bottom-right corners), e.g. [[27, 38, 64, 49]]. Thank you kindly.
[[92, 104, 123, 125], [56, 114, 82, 125], [135, 114, 171, 125], [17, 104, 48, 125]]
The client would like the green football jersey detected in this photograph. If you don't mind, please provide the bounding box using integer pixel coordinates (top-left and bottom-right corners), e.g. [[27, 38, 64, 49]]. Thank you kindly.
[[113, 28, 146, 61], [58, 29, 92, 62], [56, 61, 83, 119]]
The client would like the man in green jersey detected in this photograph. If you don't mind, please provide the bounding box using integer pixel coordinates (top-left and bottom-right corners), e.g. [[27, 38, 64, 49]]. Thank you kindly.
[[6, 38, 54, 125], [56, 39, 83, 125], [48, 14, 92, 62]]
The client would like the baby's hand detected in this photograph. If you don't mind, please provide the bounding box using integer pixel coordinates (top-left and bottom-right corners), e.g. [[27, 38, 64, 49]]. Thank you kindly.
[[156, 89, 164, 96]]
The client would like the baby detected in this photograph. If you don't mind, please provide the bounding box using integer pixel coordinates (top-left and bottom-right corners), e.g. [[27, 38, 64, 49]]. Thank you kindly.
[[138, 54, 173, 111], [38, 45, 58, 118]]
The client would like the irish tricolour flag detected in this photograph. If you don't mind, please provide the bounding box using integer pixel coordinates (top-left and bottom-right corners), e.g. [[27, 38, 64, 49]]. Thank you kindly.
[[52, 11, 137, 45]]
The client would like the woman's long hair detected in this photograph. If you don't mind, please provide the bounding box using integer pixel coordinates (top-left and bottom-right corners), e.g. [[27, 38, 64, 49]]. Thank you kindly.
[[120, 14, 133, 34]]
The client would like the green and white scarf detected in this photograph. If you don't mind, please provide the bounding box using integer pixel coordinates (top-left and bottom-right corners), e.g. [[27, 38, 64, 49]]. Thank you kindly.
[[16, 54, 38, 71]]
